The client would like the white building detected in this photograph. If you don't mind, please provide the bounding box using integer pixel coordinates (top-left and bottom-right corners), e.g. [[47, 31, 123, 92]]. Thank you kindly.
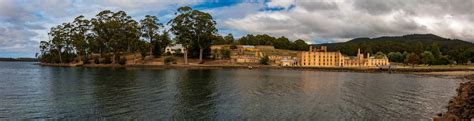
[[280, 57, 298, 66], [165, 44, 185, 54]]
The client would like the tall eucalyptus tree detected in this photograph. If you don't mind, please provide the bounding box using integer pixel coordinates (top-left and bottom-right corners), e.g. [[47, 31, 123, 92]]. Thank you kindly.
[[169, 6, 217, 64], [71, 15, 90, 63], [140, 15, 163, 57]]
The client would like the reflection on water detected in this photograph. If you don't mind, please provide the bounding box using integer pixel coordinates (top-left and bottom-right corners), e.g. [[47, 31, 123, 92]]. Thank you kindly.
[[0, 62, 461, 120]]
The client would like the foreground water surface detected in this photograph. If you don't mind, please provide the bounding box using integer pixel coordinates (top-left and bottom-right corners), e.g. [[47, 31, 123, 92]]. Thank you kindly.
[[0, 62, 462, 120]]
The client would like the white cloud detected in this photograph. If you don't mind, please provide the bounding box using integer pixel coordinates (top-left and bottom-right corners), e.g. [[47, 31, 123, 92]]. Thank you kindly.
[[266, 0, 295, 8]]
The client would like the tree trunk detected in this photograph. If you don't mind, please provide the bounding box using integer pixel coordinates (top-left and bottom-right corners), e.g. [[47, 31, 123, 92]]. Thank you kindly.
[[150, 46, 153, 57], [82, 49, 87, 64], [199, 48, 203, 64], [99, 48, 103, 58], [184, 49, 188, 65], [58, 47, 62, 63], [149, 33, 153, 57]]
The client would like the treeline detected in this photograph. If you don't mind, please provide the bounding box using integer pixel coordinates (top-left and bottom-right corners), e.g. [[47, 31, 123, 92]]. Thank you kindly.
[[386, 43, 456, 65], [235, 34, 310, 51], [0, 58, 38, 62], [319, 34, 474, 65], [39, 6, 218, 64]]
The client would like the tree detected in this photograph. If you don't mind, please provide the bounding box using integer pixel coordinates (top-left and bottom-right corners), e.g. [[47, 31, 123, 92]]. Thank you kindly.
[[90, 10, 112, 58], [402, 51, 409, 64], [212, 34, 226, 45], [137, 41, 150, 64], [224, 33, 234, 44], [406, 53, 420, 67], [39, 41, 50, 57], [421, 51, 435, 65], [192, 9, 217, 63], [462, 47, 474, 63], [449, 47, 474, 64], [413, 42, 424, 54], [49, 25, 67, 63], [260, 55, 270, 65], [168, 6, 217, 64], [431, 42, 441, 59], [91, 10, 139, 63], [158, 31, 171, 52], [168, 7, 193, 64], [39, 41, 51, 62], [387, 52, 403, 62], [71, 15, 91, 63], [293, 39, 309, 51], [273, 36, 291, 49], [374, 52, 386, 59], [140, 15, 163, 57], [436, 56, 451, 65]]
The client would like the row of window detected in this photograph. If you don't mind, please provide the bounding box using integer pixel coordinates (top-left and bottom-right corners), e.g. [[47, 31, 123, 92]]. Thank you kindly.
[[303, 56, 339, 59], [302, 63, 338, 66]]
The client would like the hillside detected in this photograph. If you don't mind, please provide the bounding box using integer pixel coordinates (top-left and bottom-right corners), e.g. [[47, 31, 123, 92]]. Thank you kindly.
[[317, 34, 474, 56]]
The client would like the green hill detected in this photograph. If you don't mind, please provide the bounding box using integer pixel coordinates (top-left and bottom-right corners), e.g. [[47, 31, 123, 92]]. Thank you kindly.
[[317, 34, 474, 57]]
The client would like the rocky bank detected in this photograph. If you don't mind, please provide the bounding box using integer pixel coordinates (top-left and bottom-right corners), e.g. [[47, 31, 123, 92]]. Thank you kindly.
[[434, 75, 474, 121]]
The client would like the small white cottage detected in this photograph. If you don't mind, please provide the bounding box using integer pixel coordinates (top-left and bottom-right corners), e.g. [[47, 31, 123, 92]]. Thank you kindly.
[[165, 44, 185, 54]]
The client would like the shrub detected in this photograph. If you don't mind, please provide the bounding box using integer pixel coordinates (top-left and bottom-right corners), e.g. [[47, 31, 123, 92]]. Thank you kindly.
[[260, 55, 269, 65], [101, 56, 112, 64], [164, 52, 171, 56], [173, 50, 183, 56], [164, 57, 176, 65], [230, 44, 237, 50], [83, 58, 91, 64], [152, 44, 162, 58], [94, 58, 100, 64], [118, 57, 127, 65], [221, 49, 231, 59]]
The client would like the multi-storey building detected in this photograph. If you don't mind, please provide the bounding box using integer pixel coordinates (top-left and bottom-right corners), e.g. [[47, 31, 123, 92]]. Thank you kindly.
[[299, 46, 344, 67], [298, 46, 389, 67]]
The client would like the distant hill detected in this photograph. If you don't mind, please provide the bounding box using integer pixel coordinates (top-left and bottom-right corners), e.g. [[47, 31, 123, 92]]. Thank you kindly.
[[315, 34, 474, 56], [0, 58, 38, 62]]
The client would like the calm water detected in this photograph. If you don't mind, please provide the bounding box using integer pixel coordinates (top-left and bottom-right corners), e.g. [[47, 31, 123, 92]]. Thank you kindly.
[[0, 62, 462, 120]]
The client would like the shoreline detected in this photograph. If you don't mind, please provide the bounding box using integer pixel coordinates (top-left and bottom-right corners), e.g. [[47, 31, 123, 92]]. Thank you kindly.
[[37, 62, 474, 74]]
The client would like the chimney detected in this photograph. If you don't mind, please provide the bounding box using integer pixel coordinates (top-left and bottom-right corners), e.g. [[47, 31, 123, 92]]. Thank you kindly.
[[309, 46, 312, 52], [367, 53, 370, 58]]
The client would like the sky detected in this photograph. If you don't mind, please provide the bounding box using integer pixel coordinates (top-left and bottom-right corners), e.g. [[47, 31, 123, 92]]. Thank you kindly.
[[0, 0, 473, 57]]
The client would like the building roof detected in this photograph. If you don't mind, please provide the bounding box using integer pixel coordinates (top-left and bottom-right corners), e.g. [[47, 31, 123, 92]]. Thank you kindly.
[[167, 44, 183, 49], [242, 45, 255, 48]]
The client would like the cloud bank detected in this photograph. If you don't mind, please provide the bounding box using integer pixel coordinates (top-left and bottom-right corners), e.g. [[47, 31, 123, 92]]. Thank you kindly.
[[224, 0, 474, 43]]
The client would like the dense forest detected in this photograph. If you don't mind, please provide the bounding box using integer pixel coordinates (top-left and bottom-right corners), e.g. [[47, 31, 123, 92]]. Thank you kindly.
[[235, 34, 310, 51], [318, 34, 474, 64]]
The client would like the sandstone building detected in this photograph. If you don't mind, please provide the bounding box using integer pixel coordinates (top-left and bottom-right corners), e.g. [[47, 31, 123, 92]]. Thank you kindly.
[[298, 46, 389, 67]]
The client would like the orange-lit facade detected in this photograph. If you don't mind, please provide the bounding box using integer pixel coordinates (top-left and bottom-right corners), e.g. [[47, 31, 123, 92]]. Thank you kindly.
[[298, 46, 390, 67]]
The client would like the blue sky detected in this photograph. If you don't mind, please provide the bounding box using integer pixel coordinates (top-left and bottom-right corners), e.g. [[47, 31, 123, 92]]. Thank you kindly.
[[0, 0, 473, 57]]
